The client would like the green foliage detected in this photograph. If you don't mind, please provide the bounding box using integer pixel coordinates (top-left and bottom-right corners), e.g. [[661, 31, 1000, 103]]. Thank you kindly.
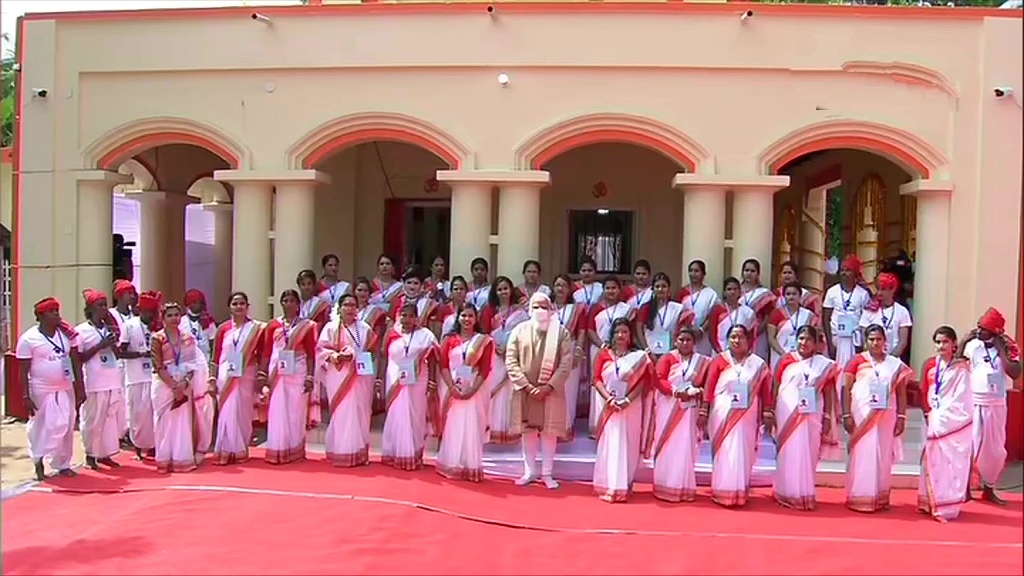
[[825, 187, 844, 259], [1, 33, 13, 148]]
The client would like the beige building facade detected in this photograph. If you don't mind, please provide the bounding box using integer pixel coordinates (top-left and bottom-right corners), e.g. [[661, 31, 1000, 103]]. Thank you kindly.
[[9, 2, 1023, 378]]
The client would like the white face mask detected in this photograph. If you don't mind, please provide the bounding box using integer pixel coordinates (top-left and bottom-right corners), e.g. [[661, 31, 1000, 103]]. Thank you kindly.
[[530, 308, 551, 325]]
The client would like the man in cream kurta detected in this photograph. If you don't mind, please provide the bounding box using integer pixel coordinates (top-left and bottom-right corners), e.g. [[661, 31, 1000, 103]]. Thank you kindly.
[[506, 292, 573, 489]]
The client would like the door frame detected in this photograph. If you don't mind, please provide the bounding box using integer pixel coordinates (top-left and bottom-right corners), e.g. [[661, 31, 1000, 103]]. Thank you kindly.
[[382, 198, 451, 268]]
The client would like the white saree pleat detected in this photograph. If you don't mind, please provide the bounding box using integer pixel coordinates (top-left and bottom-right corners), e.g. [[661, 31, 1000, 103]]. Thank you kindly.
[[773, 384, 823, 510], [151, 377, 196, 473], [322, 362, 373, 467], [593, 402, 644, 501], [213, 369, 257, 464], [652, 393, 699, 502]]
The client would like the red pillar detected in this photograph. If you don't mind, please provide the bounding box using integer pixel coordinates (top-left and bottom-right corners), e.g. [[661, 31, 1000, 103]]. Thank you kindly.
[[3, 353, 29, 421]]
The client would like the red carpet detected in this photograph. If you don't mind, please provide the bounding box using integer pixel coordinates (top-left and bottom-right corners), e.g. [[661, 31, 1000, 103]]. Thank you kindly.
[[3, 452, 1021, 575]]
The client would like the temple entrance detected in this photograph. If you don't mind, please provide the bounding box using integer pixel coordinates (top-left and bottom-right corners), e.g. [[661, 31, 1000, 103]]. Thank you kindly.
[[383, 199, 451, 271]]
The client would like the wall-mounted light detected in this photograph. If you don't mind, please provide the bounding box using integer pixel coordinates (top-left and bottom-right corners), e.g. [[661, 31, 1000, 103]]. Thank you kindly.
[[497, 73, 510, 87]]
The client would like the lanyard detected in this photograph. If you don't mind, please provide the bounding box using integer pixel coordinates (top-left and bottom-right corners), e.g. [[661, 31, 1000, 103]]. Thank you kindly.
[[401, 332, 413, 356], [689, 286, 701, 309], [498, 307, 510, 331], [679, 354, 692, 380], [868, 356, 882, 382], [344, 322, 362, 350], [743, 289, 756, 307], [840, 287, 854, 311], [557, 305, 570, 326], [934, 357, 948, 395], [982, 346, 998, 369], [329, 283, 340, 302], [461, 336, 471, 363], [657, 302, 670, 330], [301, 298, 318, 320], [583, 284, 595, 306], [143, 325, 152, 348], [42, 331, 67, 355], [92, 321, 110, 341], [880, 306, 894, 330], [789, 308, 802, 334], [636, 287, 651, 306], [613, 354, 624, 379], [604, 304, 617, 330], [282, 316, 299, 345], [187, 316, 201, 338], [167, 333, 182, 366], [232, 320, 250, 350]]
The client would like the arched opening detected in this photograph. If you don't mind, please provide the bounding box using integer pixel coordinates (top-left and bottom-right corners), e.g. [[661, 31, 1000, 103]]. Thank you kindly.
[[307, 140, 454, 279], [536, 142, 688, 282], [771, 149, 915, 293], [772, 147, 919, 467], [105, 141, 234, 303]]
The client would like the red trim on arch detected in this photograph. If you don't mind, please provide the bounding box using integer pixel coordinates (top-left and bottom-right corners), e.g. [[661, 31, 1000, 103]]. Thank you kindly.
[[771, 136, 931, 178], [530, 129, 696, 171], [97, 131, 240, 170], [303, 128, 461, 169]]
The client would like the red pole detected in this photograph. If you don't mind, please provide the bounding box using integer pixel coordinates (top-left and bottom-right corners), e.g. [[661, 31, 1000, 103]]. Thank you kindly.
[[3, 353, 29, 421]]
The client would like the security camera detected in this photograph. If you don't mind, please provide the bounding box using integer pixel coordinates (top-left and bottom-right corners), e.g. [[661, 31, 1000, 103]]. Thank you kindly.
[[486, 5, 496, 16], [251, 12, 271, 25], [31, 88, 47, 99], [741, 10, 754, 21], [993, 87, 1014, 99]]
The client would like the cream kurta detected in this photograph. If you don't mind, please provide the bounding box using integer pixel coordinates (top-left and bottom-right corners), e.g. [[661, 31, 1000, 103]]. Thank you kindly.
[[505, 321, 574, 437]]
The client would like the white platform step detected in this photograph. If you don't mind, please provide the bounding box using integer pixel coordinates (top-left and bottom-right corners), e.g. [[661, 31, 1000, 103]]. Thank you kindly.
[[303, 410, 926, 489]]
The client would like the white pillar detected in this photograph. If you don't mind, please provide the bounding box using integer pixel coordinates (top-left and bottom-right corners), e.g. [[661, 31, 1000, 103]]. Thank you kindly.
[[75, 171, 129, 301], [732, 185, 782, 279], [231, 181, 273, 320], [901, 180, 953, 370], [679, 184, 728, 291], [273, 180, 319, 316], [497, 183, 544, 279], [447, 181, 493, 279], [203, 203, 234, 321], [800, 183, 833, 294], [136, 192, 170, 294]]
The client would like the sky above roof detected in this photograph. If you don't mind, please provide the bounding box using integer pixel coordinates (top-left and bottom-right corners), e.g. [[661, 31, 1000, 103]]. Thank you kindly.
[[1, 1, 301, 53]]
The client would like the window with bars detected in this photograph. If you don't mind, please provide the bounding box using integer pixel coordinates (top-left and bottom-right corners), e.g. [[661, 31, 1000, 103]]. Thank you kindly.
[[567, 210, 634, 275]]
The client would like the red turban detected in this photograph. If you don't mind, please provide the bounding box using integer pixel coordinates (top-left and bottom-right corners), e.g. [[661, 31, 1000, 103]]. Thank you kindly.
[[184, 289, 206, 307], [877, 272, 900, 292], [138, 291, 163, 313], [183, 289, 215, 329], [113, 280, 136, 300], [842, 255, 863, 275], [82, 289, 106, 307], [34, 297, 60, 315], [978, 307, 1006, 335]]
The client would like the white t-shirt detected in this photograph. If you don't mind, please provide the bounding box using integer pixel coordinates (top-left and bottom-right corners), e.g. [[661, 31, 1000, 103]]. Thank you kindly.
[[963, 338, 1011, 403], [15, 326, 75, 393], [858, 302, 913, 356], [74, 321, 124, 393], [180, 315, 216, 357], [108, 309, 133, 346], [823, 284, 873, 344], [123, 317, 153, 384]]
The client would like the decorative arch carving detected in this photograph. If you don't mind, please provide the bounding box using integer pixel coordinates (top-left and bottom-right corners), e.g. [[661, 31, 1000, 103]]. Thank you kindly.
[[116, 158, 157, 192], [758, 118, 948, 179], [83, 116, 249, 170], [513, 112, 712, 172], [188, 176, 231, 204], [840, 60, 959, 98], [287, 112, 472, 169]]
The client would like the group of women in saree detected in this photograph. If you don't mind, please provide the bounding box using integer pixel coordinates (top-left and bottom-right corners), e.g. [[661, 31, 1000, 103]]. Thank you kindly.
[[131, 251, 1013, 523]]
